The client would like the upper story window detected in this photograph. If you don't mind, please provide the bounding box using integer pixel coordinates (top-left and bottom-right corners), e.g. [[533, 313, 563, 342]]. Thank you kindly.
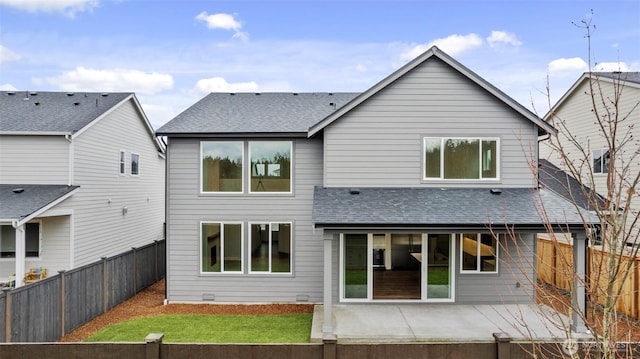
[[0, 223, 41, 258], [592, 148, 610, 174], [201, 142, 244, 193], [119, 151, 126, 175], [131, 153, 140, 175], [460, 233, 497, 273], [249, 141, 292, 193], [424, 137, 498, 180]]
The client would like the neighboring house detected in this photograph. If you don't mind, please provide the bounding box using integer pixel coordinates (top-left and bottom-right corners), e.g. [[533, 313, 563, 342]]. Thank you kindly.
[[540, 72, 640, 241], [0, 91, 165, 287], [157, 47, 593, 334]]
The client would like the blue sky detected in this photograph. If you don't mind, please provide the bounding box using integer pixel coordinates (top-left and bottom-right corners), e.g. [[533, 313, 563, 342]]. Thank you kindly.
[[1, 0, 639, 129]]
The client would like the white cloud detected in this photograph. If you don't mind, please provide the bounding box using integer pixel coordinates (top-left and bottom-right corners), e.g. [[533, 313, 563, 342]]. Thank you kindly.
[[548, 57, 589, 74], [0, 83, 18, 91], [0, 44, 21, 63], [45, 67, 174, 94], [194, 76, 259, 94], [0, 0, 98, 17], [487, 31, 522, 47], [195, 12, 248, 41], [401, 33, 483, 61]]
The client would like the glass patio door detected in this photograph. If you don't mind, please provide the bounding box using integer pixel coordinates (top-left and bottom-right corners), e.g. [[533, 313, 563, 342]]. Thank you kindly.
[[425, 234, 453, 301]]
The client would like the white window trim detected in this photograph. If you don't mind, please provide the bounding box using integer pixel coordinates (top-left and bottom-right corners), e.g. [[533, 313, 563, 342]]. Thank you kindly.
[[200, 141, 245, 194], [200, 221, 244, 274], [592, 148, 610, 175], [130, 153, 140, 176], [248, 141, 293, 194], [423, 137, 500, 181], [459, 233, 499, 274], [248, 221, 293, 275], [119, 150, 126, 176]]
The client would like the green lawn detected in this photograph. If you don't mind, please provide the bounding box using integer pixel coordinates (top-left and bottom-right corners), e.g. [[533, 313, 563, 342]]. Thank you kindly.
[[85, 314, 313, 343]]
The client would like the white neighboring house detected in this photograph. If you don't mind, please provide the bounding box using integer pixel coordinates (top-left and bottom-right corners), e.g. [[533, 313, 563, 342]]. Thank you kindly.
[[0, 91, 166, 287], [540, 72, 640, 242]]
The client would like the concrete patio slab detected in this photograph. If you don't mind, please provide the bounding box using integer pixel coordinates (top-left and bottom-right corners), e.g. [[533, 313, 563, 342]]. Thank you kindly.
[[311, 304, 591, 343]]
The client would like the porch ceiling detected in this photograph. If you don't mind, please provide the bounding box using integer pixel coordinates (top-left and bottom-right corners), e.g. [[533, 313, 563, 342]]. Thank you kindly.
[[312, 187, 594, 229]]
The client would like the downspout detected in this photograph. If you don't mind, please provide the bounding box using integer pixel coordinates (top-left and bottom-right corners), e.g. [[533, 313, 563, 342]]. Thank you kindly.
[[65, 134, 74, 186], [11, 220, 25, 288]]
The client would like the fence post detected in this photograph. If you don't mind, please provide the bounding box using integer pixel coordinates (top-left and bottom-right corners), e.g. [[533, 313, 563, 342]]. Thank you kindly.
[[154, 240, 159, 283], [493, 332, 511, 359], [102, 257, 108, 313], [323, 334, 337, 359], [58, 270, 66, 337], [145, 333, 164, 359], [3, 288, 11, 343], [132, 247, 137, 294]]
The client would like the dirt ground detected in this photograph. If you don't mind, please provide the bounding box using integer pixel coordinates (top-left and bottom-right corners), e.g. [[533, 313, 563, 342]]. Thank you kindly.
[[59, 279, 640, 342]]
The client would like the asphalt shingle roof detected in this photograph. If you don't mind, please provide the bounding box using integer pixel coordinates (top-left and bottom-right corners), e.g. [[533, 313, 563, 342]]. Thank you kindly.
[[156, 92, 360, 135], [0, 185, 79, 221], [538, 159, 606, 210], [597, 72, 640, 84], [312, 186, 594, 228], [0, 91, 131, 133]]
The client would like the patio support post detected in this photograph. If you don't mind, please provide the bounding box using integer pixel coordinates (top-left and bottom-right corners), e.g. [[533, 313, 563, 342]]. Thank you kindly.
[[13, 223, 25, 288], [322, 231, 334, 336], [571, 231, 588, 333]]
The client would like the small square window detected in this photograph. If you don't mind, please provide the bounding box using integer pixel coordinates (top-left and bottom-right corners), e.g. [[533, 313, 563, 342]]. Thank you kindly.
[[592, 148, 610, 174]]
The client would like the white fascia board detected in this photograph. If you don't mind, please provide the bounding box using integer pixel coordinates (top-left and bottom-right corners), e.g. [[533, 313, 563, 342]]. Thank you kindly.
[[16, 187, 79, 227]]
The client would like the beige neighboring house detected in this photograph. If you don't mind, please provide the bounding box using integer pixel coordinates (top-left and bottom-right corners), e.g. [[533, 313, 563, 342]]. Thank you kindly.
[[540, 72, 640, 243], [0, 91, 165, 287]]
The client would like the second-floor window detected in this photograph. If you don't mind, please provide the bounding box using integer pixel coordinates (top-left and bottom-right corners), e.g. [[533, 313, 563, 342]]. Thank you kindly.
[[592, 148, 610, 174], [424, 137, 498, 180], [201, 141, 292, 193], [119, 151, 126, 175], [131, 153, 140, 175]]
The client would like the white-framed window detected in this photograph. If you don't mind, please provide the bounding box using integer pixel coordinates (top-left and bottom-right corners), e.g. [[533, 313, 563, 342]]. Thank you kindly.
[[459, 233, 498, 273], [200, 222, 243, 273], [424, 137, 499, 180], [592, 148, 610, 174], [249, 141, 292, 193], [119, 150, 126, 175], [201, 142, 244, 193], [131, 153, 140, 176], [249, 222, 292, 274], [0, 222, 41, 258]]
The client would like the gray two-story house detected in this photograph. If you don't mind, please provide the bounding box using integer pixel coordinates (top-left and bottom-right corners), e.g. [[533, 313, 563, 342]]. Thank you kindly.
[[157, 47, 591, 334]]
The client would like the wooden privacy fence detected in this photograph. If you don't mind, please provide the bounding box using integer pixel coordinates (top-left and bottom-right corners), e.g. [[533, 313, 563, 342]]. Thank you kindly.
[[0, 240, 165, 343], [537, 236, 640, 321]]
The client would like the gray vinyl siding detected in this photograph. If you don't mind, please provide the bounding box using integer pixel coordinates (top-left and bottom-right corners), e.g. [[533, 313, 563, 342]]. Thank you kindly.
[[324, 58, 538, 188], [455, 232, 535, 304], [540, 80, 640, 230], [53, 99, 165, 268], [0, 135, 69, 184], [165, 137, 324, 303]]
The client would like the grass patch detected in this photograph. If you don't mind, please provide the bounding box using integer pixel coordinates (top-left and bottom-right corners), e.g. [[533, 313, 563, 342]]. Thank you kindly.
[[85, 314, 313, 343]]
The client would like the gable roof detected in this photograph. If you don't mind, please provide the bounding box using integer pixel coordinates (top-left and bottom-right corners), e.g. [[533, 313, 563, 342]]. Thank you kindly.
[[538, 159, 607, 211], [312, 186, 594, 229], [0, 91, 164, 152], [0, 184, 79, 225], [308, 46, 555, 137], [544, 72, 640, 120], [156, 93, 359, 137]]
